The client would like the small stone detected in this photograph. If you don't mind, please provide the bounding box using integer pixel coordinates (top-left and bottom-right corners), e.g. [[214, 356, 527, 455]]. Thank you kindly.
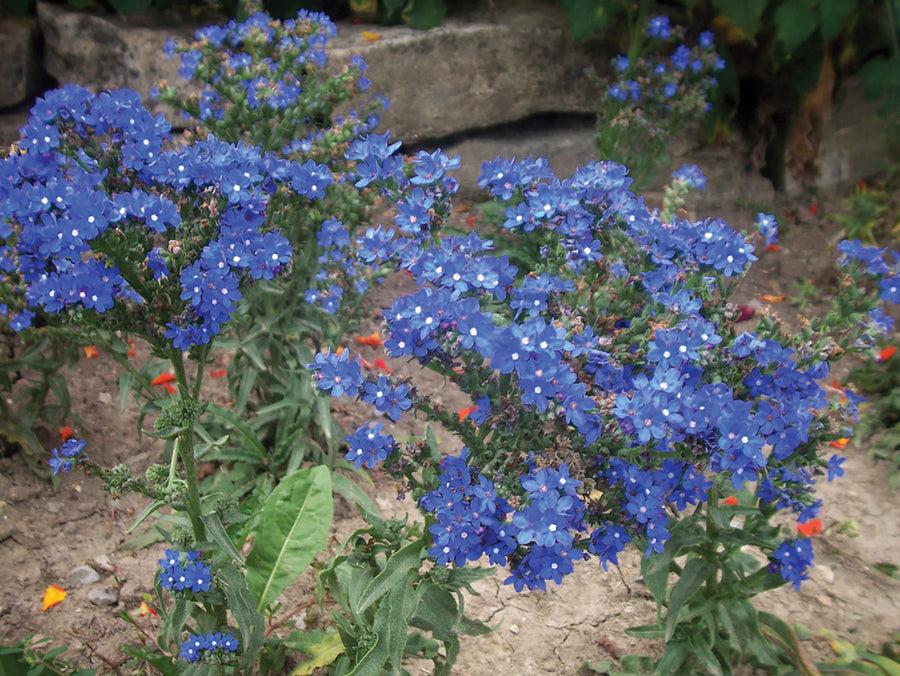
[[817, 595, 833, 606], [98, 392, 112, 405], [509, 624, 519, 635], [812, 564, 835, 585], [68, 565, 100, 587], [88, 587, 119, 606]]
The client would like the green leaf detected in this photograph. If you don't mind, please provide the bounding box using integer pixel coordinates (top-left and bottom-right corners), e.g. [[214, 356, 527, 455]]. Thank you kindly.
[[357, 538, 425, 614], [164, 596, 191, 649], [401, 0, 446, 29], [819, 0, 856, 40], [687, 633, 723, 674], [205, 402, 268, 462], [710, 0, 768, 39], [217, 562, 266, 671], [200, 512, 244, 564], [774, 0, 819, 55], [332, 472, 380, 517], [290, 632, 345, 675], [624, 623, 666, 639], [664, 558, 715, 641], [561, 0, 620, 42], [245, 466, 334, 612], [640, 518, 705, 604], [127, 499, 167, 534], [653, 639, 692, 675]]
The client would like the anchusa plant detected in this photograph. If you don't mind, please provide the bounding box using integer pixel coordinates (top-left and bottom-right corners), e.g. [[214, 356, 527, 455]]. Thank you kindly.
[[156, 6, 397, 475], [0, 85, 340, 672], [586, 13, 724, 188], [307, 148, 898, 672]]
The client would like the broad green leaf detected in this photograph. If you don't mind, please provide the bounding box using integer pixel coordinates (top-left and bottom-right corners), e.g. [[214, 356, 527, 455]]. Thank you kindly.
[[290, 631, 345, 675], [561, 0, 620, 42], [402, 0, 446, 30], [664, 558, 715, 641], [819, 0, 856, 40], [710, 0, 768, 39], [357, 538, 425, 614], [774, 0, 818, 54], [164, 596, 190, 649], [200, 512, 244, 564], [246, 466, 333, 612]]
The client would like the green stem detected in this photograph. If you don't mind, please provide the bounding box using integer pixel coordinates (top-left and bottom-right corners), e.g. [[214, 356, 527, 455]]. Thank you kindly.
[[169, 349, 206, 544]]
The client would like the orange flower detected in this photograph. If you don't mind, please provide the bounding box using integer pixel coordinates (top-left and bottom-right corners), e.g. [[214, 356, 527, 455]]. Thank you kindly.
[[766, 243, 781, 252], [127, 338, 136, 358], [359, 357, 376, 370], [374, 358, 394, 374], [355, 331, 384, 348], [467, 214, 476, 228], [828, 438, 849, 449], [760, 294, 786, 303], [138, 601, 158, 617], [877, 346, 897, 363], [723, 496, 739, 505], [458, 405, 478, 422], [797, 518, 822, 537], [58, 426, 75, 442], [42, 585, 66, 611], [208, 369, 227, 377], [335, 345, 345, 356], [361, 30, 382, 40], [83, 345, 99, 359], [151, 372, 177, 395]]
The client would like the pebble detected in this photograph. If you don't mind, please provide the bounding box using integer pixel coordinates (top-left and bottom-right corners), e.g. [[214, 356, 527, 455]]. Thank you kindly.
[[508, 624, 519, 635], [812, 564, 835, 585], [98, 392, 112, 405], [68, 565, 101, 587], [88, 587, 119, 606]]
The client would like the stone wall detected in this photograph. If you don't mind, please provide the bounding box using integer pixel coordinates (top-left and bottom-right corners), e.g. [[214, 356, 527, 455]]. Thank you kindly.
[[1, 0, 606, 145]]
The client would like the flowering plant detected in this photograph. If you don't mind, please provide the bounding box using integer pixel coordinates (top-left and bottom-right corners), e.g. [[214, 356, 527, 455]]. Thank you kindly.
[[156, 6, 394, 475], [307, 140, 898, 670], [586, 13, 724, 188], [0, 84, 340, 671]]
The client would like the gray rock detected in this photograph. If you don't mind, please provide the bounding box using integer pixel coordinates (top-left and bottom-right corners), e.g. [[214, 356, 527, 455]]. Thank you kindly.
[[327, 2, 607, 142], [36, 2, 200, 120], [37, 1, 607, 141], [68, 564, 101, 587], [87, 586, 119, 606], [0, 18, 39, 109]]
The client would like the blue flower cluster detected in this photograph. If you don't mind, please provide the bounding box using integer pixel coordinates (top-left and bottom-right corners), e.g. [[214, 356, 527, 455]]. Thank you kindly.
[[158, 549, 213, 594], [163, 10, 383, 152], [180, 631, 239, 662], [303, 136, 897, 592], [48, 438, 86, 475], [770, 538, 815, 590], [0, 86, 298, 348]]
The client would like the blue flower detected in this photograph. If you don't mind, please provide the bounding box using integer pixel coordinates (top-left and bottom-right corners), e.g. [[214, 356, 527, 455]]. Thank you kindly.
[[771, 538, 815, 590], [647, 15, 671, 38], [307, 349, 365, 398], [344, 422, 396, 469], [827, 454, 846, 481], [48, 438, 85, 475]]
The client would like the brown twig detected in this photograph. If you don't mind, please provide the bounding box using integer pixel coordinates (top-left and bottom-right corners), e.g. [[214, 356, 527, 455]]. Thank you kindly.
[[264, 599, 318, 637]]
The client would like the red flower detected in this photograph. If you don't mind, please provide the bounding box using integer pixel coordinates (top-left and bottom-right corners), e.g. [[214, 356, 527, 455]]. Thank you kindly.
[[355, 331, 384, 348], [724, 496, 739, 505], [374, 358, 394, 374], [83, 345, 99, 359], [877, 346, 897, 363], [797, 518, 822, 537], [208, 369, 227, 377], [151, 372, 177, 394], [458, 405, 478, 422], [58, 426, 75, 442]]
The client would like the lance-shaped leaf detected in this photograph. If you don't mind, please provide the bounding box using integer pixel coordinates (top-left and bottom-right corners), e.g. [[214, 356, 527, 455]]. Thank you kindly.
[[245, 466, 333, 612]]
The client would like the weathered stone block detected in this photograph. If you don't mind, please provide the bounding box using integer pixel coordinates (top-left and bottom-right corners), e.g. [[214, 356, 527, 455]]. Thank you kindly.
[[37, 1, 606, 141], [0, 17, 39, 109], [37, 1, 200, 120]]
